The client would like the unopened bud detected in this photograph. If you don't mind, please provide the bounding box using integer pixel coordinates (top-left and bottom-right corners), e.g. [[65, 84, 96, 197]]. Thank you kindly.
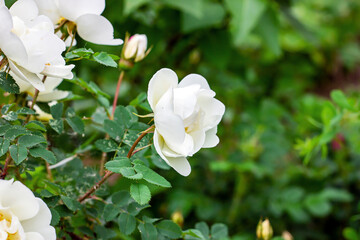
[[171, 211, 184, 228], [282, 231, 293, 240], [256, 218, 273, 240], [123, 34, 149, 62]]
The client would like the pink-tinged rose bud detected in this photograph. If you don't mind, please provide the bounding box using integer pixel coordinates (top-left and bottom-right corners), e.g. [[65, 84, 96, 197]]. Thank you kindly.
[[282, 231, 294, 240], [256, 218, 273, 240], [124, 34, 148, 62]]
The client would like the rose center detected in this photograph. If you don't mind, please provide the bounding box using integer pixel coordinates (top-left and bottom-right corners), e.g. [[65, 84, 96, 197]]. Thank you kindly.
[[0, 208, 25, 240]]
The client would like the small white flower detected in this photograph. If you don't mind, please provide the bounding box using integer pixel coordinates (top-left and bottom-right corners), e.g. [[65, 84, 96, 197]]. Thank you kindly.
[[0, 179, 56, 240], [0, 0, 74, 91], [33, 0, 123, 46], [147, 68, 225, 176], [124, 34, 148, 62]]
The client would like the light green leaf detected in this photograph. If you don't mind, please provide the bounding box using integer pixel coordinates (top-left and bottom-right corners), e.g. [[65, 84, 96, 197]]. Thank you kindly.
[[330, 90, 355, 111], [118, 212, 136, 235], [120, 167, 143, 180], [210, 223, 228, 239], [225, 0, 266, 45], [25, 121, 46, 132], [49, 119, 64, 134], [93, 52, 118, 68], [138, 222, 158, 240], [130, 183, 151, 205], [134, 164, 171, 188], [105, 158, 132, 173], [161, 0, 203, 18], [123, 0, 150, 15]]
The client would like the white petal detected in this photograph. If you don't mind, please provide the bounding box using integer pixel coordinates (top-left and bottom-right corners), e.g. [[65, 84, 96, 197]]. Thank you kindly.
[[197, 95, 225, 131], [0, 32, 28, 65], [0, 180, 39, 221], [22, 198, 56, 240], [173, 85, 200, 120], [0, 6, 13, 32], [8, 60, 45, 91], [76, 14, 123, 45], [41, 64, 74, 79], [41, 76, 63, 93], [9, 71, 32, 92], [33, 0, 61, 23], [25, 232, 45, 240], [188, 130, 206, 154], [58, 0, 105, 21], [37, 90, 69, 102], [203, 127, 219, 148], [178, 73, 210, 90], [10, 0, 39, 22], [153, 131, 191, 176], [167, 156, 191, 176], [147, 68, 178, 110]]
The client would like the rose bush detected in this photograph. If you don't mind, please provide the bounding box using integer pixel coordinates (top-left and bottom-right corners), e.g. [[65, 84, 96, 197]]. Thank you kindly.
[[148, 68, 225, 176], [0, 179, 55, 240]]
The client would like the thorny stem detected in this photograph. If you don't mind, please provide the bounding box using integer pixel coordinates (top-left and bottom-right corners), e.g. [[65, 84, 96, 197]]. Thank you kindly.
[[25, 76, 47, 123], [0, 154, 12, 179], [111, 71, 125, 119], [78, 126, 154, 202]]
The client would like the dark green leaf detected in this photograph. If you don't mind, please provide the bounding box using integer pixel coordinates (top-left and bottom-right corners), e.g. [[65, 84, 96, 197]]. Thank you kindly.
[[50, 102, 64, 119], [4, 126, 27, 140], [16, 107, 35, 115], [29, 147, 57, 164], [49, 119, 64, 134], [61, 196, 81, 212], [138, 222, 158, 240], [66, 116, 85, 134], [25, 121, 46, 132], [0, 138, 10, 157], [104, 119, 125, 141], [0, 72, 19, 93], [105, 158, 132, 173], [103, 204, 120, 222], [9, 144, 28, 165], [18, 135, 47, 148], [95, 139, 118, 152], [118, 212, 136, 235], [210, 223, 228, 239], [157, 220, 182, 238]]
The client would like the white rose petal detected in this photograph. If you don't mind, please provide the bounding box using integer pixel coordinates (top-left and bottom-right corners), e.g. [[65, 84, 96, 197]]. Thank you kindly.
[[0, 179, 56, 240], [148, 68, 225, 176]]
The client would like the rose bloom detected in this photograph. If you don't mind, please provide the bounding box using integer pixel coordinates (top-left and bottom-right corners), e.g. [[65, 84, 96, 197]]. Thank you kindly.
[[0, 0, 74, 91], [147, 68, 225, 176], [33, 0, 123, 45], [0, 179, 56, 240]]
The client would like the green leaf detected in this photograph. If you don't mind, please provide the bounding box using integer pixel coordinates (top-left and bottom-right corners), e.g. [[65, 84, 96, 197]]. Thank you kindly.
[[0, 138, 10, 157], [25, 121, 46, 132], [304, 194, 331, 217], [103, 204, 120, 222], [0, 72, 20, 94], [50, 102, 63, 119], [9, 144, 28, 165], [3, 111, 18, 121], [105, 158, 132, 173], [120, 167, 143, 180], [4, 127, 27, 140], [112, 191, 132, 207], [330, 90, 355, 111], [118, 212, 136, 235], [134, 164, 171, 188], [50, 208, 60, 226], [161, 0, 203, 18], [49, 119, 64, 134], [114, 106, 133, 129], [195, 222, 209, 237], [182, 2, 225, 33], [95, 139, 118, 152], [18, 135, 47, 148], [29, 147, 57, 164], [123, 0, 150, 15], [138, 222, 158, 240], [343, 227, 359, 240], [210, 223, 228, 239], [16, 107, 35, 115], [93, 52, 118, 68], [156, 220, 182, 238], [104, 119, 125, 141], [61, 196, 81, 212], [130, 183, 151, 205], [225, 0, 266, 45], [255, 8, 281, 56], [65, 48, 94, 59], [66, 116, 85, 134]]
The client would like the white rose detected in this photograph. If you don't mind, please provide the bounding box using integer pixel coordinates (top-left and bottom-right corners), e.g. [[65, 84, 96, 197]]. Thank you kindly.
[[124, 34, 148, 62], [0, 179, 56, 240], [0, 1, 74, 91], [147, 68, 225, 176], [33, 0, 123, 46]]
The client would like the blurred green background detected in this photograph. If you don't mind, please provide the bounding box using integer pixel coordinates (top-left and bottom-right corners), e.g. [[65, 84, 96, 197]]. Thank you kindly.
[[61, 0, 360, 239]]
